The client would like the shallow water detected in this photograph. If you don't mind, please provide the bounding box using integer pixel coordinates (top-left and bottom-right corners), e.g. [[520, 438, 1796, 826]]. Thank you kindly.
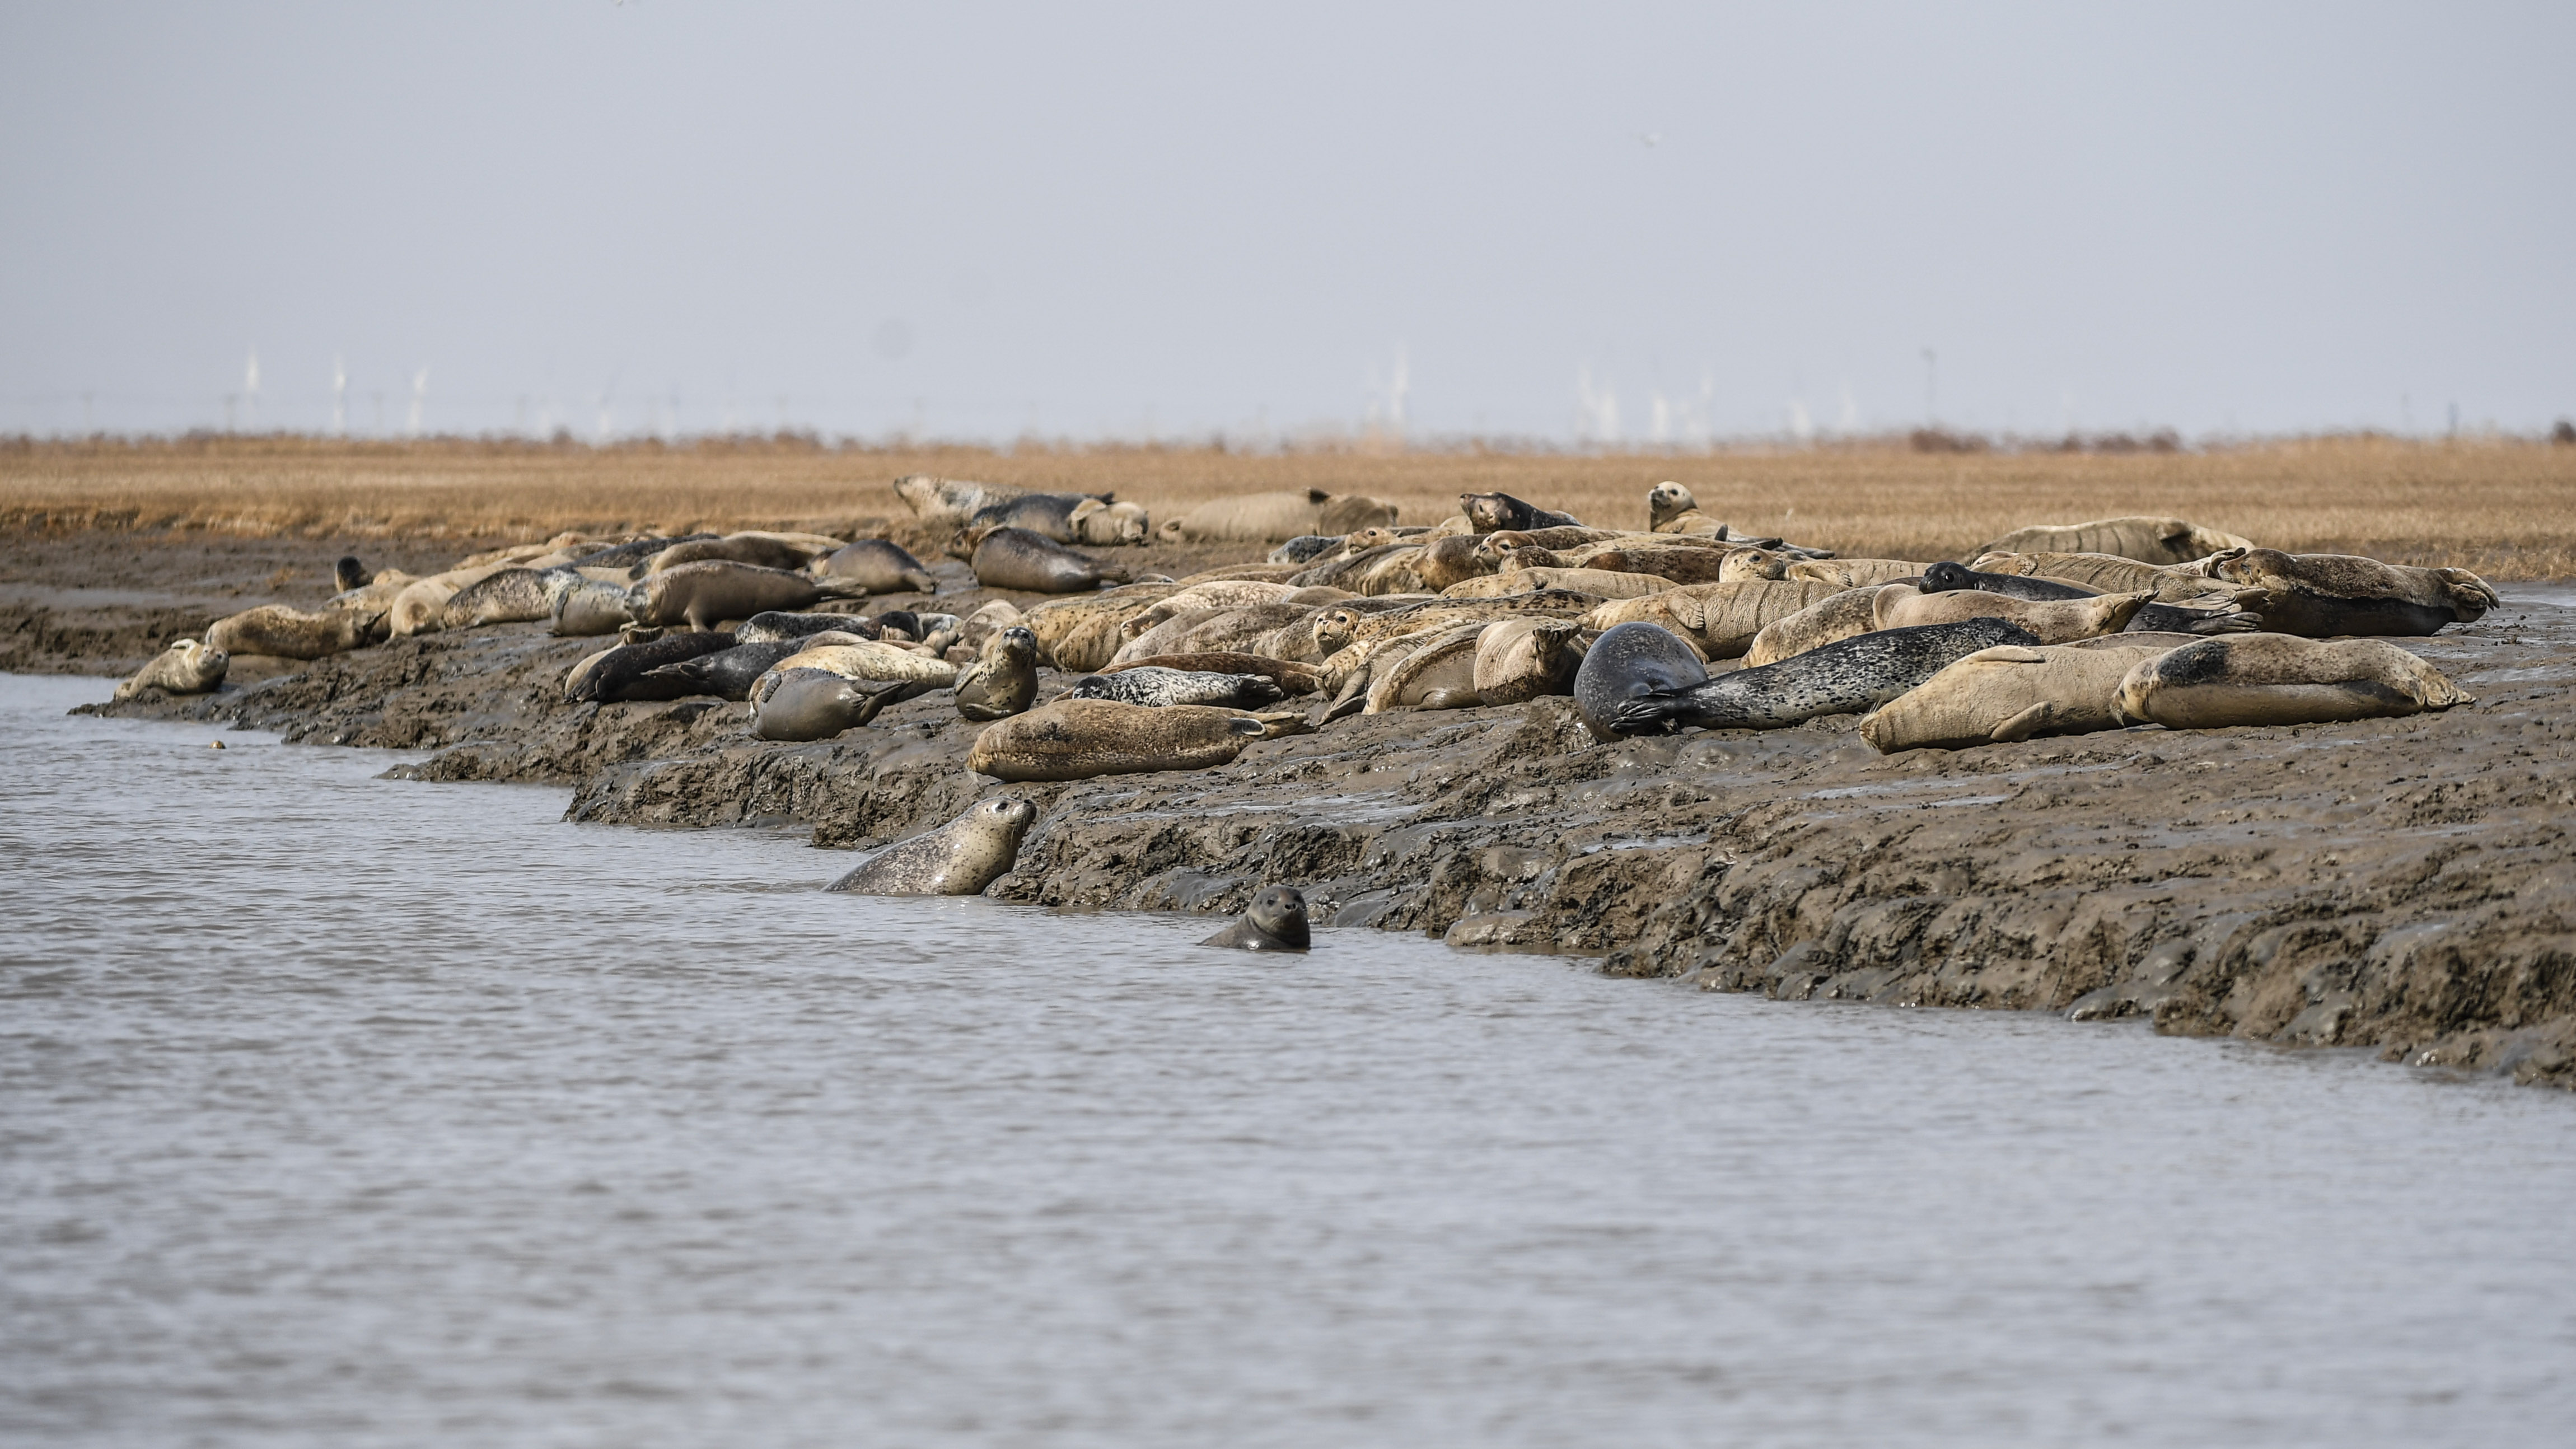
[[3, 672, 2572, 1447]]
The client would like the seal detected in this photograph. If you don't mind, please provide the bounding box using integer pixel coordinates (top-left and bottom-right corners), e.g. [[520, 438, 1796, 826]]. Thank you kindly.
[[114, 637, 229, 700], [969, 526, 1133, 593], [1444, 565, 1672, 599], [1648, 480, 1722, 534], [1101, 652, 1327, 695], [825, 797, 1040, 895], [1199, 886, 1312, 952], [1269, 535, 1343, 564], [1963, 551, 2227, 600], [333, 556, 372, 591], [813, 539, 939, 595], [563, 630, 741, 702], [629, 638, 825, 702], [1916, 560, 2259, 635], [1498, 542, 1737, 586], [2185, 548, 2500, 637], [442, 568, 581, 629], [1873, 587, 2150, 643], [646, 534, 819, 574], [737, 610, 881, 644], [953, 625, 1042, 721], [1974, 516, 2256, 566], [1584, 579, 1849, 661], [1472, 618, 1586, 705], [205, 604, 375, 660], [1154, 489, 1399, 543], [1412, 533, 1494, 591], [2114, 634, 2474, 728], [1460, 491, 1582, 532], [962, 493, 1150, 547], [1738, 585, 1902, 666], [633, 561, 858, 632], [747, 668, 926, 740], [1858, 639, 2186, 752], [966, 699, 1268, 782], [764, 638, 957, 688], [390, 563, 517, 636], [1572, 621, 1712, 740], [1067, 667, 1286, 709], [1018, 583, 1188, 672], [892, 474, 1058, 530], [1364, 623, 1491, 712], [550, 575, 638, 636], [1607, 618, 2047, 735], [1111, 602, 1311, 665], [1120, 581, 1305, 639], [1787, 558, 1933, 590], [562, 534, 718, 576]]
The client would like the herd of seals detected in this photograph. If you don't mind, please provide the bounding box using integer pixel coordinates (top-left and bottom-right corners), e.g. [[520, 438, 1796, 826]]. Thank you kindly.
[[128, 473, 2493, 941]]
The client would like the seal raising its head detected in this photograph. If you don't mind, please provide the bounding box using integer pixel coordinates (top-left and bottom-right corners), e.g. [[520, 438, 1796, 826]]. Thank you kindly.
[[114, 638, 230, 700], [1200, 886, 1312, 952], [826, 797, 1040, 895], [954, 625, 1042, 721]]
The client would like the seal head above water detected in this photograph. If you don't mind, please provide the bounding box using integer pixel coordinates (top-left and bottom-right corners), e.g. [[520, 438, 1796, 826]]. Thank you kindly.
[[1200, 886, 1312, 951], [826, 797, 1039, 895]]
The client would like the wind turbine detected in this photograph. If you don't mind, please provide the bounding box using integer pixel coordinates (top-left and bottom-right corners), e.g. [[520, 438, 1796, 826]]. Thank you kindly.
[[333, 356, 348, 436], [408, 367, 428, 438], [244, 349, 261, 432]]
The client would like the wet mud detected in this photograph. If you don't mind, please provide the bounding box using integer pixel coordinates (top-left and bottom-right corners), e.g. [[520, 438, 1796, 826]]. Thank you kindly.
[[38, 532, 2576, 1087]]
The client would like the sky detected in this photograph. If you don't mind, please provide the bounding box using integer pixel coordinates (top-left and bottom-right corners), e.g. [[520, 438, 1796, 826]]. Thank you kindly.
[[2, 1, 2570, 443]]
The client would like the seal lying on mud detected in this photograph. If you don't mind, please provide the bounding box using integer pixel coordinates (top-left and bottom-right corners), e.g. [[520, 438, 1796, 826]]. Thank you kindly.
[[1155, 488, 1399, 543], [1102, 652, 1326, 695], [441, 568, 583, 629], [1574, 622, 1713, 740], [893, 474, 1054, 530], [550, 575, 638, 635], [962, 493, 1149, 547], [1606, 618, 2046, 736], [2185, 548, 2500, 637], [628, 638, 817, 702], [1066, 667, 1286, 710], [1974, 516, 2256, 565], [1473, 618, 1586, 705], [814, 539, 938, 594], [564, 630, 741, 702], [207, 604, 376, 660], [114, 638, 229, 699], [826, 797, 1039, 896], [646, 533, 824, 574], [1858, 638, 2187, 752], [2115, 635, 2473, 728], [737, 611, 880, 644], [748, 669, 925, 740], [967, 699, 1268, 782], [1269, 535, 1342, 565], [633, 562, 862, 632], [1915, 561, 2259, 635], [1461, 490, 1583, 532], [970, 527, 1133, 593], [334, 557, 372, 591], [1873, 586, 2150, 643], [1200, 886, 1312, 951], [953, 626, 1042, 721], [1648, 480, 1722, 535]]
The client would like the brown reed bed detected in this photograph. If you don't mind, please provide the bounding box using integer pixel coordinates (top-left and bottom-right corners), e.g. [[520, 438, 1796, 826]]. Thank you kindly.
[[4, 433, 2572, 578]]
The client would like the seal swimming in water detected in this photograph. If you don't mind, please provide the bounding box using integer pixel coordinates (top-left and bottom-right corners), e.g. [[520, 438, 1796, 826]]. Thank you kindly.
[[2114, 634, 2473, 729], [1573, 621, 1712, 740], [1606, 618, 2046, 735], [966, 699, 1269, 781], [953, 625, 1042, 721], [1460, 490, 1583, 532], [1066, 667, 1287, 709], [969, 526, 1133, 593], [1200, 886, 1312, 952], [206, 604, 376, 660], [813, 539, 939, 595], [825, 797, 1040, 895], [114, 638, 228, 699]]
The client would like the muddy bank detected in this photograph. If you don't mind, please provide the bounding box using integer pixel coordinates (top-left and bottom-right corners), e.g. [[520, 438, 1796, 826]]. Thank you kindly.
[[60, 529, 2576, 1088]]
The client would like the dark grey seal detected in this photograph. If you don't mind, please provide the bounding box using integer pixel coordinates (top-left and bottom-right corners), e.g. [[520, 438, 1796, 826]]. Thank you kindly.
[[1918, 561, 2260, 635], [1606, 618, 2045, 735], [1573, 622, 1713, 740], [1200, 886, 1312, 952], [334, 556, 371, 591], [969, 527, 1132, 593], [565, 534, 719, 576], [1064, 667, 1285, 709], [826, 798, 1039, 895], [1461, 490, 1583, 533], [633, 639, 808, 702], [814, 539, 938, 594], [565, 630, 740, 703], [1268, 535, 1343, 565]]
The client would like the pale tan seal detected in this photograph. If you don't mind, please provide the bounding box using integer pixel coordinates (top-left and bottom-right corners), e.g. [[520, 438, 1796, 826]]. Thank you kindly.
[[1154, 489, 1399, 543], [635, 561, 853, 631], [826, 798, 1039, 895], [1648, 480, 1723, 534], [814, 539, 939, 594], [1584, 579, 1847, 660], [390, 563, 515, 636], [1102, 652, 1327, 695], [966, 699, 1269, 781], [206, 605, 373, 660], [1110, 602, 1311, 665], [646, 534, 820, 573], [1967, 551, 2241, 601], [952, 626, 1042, 721], [1974, 516, 2256, 564], [1789, 558, 1932, 589], [1738, 585, 1900, 666], [1363, 623, 1491, 712], [893, 474, 1054, 530], [2115, 635, 2472, 728], [115, 638, 229, 699], [2185, 548, 2499, 637], [1504, 542, 1737, 586], [1858, 639, 2185, 752], [1443, 567, 1668, 599], [1472, 618, 1586, 705], [1872, 587, 2151, 643], [1018, 583, 1186, 672]]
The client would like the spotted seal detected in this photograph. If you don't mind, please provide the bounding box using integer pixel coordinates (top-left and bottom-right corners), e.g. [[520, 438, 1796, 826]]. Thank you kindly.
[[1068, 667, 1287, 710], [646, 534, 819, 574], [969, 527, 1133, 593], [1101, 652, 1326, 695], [1874, 587, 2150, 643], [954, 626, 1042, 721], [736, 611, 880, 644], [1268, 535, 1343, 564], [893, 474, 1053, 530], [1572, 621, 1712, 739], [966, 699, 1269, 782], [114, 638, 228, 699], [205, 604, 376, 660], [550, 575, 638, 635], [1916, 560, 2259, 635], [1606, 618, 2046, 735], [2114, 634, 2473, 728], [825, 797, 1039, 895], [814, 539, 939, 594], [630, 638, 826, 702], [1199, 886, 1312, 952], [442, 568, 583, 629], [963, 493, 1150, 547]]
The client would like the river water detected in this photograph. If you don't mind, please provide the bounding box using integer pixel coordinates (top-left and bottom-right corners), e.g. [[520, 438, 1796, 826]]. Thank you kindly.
[[2, 672, 2571, 1446]]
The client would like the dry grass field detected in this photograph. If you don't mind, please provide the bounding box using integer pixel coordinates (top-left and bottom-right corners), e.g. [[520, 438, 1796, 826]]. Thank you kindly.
[[5, 434, 2573, 577]]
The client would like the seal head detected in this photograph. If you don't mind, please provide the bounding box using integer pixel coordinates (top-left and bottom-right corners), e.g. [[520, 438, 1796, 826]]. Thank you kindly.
[[1200, 886, 1312, 951]]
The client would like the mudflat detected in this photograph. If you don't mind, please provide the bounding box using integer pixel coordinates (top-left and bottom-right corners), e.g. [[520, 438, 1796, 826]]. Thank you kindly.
[[35, 522, 2576, 1090]]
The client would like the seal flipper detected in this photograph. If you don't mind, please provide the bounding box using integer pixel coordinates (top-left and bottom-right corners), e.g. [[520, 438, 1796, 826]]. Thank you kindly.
[[1988, 701, 2056, 744]]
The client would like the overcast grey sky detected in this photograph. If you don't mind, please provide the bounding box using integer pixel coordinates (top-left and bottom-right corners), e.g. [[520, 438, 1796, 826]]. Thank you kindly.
[[3, 1, 2569, 442]]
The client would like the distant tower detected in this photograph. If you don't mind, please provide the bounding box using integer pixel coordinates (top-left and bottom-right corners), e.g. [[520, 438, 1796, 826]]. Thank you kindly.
[[333, 357, 348, 436], [408, 367, 428, 438], [244, 349, 261, 431]]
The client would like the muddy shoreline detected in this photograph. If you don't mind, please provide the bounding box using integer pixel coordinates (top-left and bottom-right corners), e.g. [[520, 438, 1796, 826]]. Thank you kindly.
[[23, 530, 2576, 1088]]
